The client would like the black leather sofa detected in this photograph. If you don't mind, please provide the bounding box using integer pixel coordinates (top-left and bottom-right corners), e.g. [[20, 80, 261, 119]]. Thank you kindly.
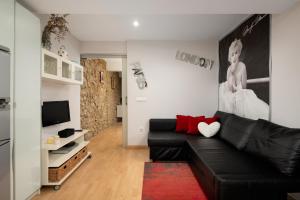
[[148, 111, 300, 200]]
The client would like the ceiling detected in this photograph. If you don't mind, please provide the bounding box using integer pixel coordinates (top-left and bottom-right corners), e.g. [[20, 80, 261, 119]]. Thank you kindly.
[[66, 14, 248, 41], [20, 0, 298, 14], [21, 0, 298, 41]]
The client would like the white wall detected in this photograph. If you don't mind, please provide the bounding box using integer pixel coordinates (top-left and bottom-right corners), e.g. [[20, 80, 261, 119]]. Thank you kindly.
[[41, 81, 81, 136], [271, 5, 300, 198], [39, 15, 81, 63], [104, 58, 123, 72], [272, 6, 300, 198], [271, 2, 300, 128], [127, 40, 218, 145], [80, 41, 127, 55]]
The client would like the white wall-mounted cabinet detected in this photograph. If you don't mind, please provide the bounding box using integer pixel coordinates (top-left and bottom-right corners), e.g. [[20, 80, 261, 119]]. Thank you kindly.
[[42, 49, 83, 85], [0, 0, 14, 51]]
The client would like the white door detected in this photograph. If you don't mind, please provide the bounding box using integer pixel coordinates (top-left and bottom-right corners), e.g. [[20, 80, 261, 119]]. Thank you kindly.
[[15, 3, 41, 200]]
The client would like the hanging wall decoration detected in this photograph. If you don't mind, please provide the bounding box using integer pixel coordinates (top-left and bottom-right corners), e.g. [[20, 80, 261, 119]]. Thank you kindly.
[[111, 76, 116, 89], [99, 71, 104, 83], [42, 14, 69, 50], [175, 50, 214, 70], [218, 14, 270, 120], [130, 62, 148, 90]]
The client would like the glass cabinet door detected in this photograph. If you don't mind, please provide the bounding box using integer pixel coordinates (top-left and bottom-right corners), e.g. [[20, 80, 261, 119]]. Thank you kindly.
[[44, 54, 58, 76], [61, 60, 72, 80], [42, 49, 84, 85], [73, 65, 83, 83]]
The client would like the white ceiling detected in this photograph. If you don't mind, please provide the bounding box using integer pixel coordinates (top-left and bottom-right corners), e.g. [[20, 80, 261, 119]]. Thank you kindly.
[[21, 0, 298, 14], [21, 0, 298, 41], [66, 14, 249, 41]]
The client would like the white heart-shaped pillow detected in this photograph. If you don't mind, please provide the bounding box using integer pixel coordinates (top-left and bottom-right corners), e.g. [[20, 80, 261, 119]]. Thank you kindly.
[[198, 122, 220, 138]]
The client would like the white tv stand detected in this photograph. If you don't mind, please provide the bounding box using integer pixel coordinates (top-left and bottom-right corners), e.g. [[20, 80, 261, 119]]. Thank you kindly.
[[41, 130, 91, 190]]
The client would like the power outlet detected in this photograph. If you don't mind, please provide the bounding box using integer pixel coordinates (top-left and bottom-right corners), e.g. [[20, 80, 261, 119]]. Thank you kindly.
[[138, 126, 144, 134]]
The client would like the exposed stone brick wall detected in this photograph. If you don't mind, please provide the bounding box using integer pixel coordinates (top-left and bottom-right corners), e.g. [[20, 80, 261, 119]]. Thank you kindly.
[[80, 58, 121, 136]]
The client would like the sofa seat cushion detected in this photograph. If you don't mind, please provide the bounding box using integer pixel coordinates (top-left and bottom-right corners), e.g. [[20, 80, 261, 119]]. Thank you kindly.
[[187, 137, 230, 150], [187, 138, 274, 174], [148, 131, 202, 146]]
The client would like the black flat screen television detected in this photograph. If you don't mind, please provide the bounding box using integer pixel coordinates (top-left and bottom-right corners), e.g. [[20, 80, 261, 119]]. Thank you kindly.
[[42, 101, 71, 127]]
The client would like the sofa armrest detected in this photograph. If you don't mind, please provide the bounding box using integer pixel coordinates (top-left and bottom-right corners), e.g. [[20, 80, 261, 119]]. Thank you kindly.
[[149, 119, 176, 132]]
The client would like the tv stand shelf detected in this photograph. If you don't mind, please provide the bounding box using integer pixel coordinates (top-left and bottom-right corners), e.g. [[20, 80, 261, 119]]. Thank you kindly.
[[48, 141, 89, 167], [41, 130, 91, 189], [43, 130, 89, 150]]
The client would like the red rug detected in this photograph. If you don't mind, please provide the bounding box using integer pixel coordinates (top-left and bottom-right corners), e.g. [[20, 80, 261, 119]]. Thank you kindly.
[[141, 162, 208, 200]]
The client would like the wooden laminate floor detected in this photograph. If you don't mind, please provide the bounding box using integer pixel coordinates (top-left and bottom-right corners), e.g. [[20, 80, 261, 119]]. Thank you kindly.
[[33, 123, 149, 200]]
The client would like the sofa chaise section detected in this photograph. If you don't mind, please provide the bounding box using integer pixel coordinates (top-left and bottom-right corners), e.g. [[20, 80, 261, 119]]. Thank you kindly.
[[187, 137, 300, 200]]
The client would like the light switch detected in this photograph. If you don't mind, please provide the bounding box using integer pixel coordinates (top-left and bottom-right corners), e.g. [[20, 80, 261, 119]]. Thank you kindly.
[[136, 97, 147, 102]]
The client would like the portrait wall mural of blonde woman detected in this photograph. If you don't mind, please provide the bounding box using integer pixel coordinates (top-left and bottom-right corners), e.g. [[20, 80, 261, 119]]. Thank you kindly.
[[219, 14, 270, 120]]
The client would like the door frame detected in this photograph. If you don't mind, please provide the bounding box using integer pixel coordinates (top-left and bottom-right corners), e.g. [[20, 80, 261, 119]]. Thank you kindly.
[[122, 57, 128, 147], [80, 54, 128, 147]]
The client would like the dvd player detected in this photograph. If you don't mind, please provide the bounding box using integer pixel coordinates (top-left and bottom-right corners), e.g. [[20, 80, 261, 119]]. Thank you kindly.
[[58, 128, 75, 138]]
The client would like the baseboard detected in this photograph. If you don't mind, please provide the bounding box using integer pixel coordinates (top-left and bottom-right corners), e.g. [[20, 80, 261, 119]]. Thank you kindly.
[[126, 145, 148, 149]]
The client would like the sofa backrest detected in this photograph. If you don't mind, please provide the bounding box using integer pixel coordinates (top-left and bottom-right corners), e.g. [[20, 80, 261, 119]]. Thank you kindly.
[[149, 119, 176, 132], [214, 110, 232, 125], [215, 111, 300, 176], [219, 113, 257, 150], [245, 119, 300, 176]]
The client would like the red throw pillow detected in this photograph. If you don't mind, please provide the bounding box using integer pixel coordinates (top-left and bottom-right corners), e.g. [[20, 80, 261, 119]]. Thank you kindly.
[[205, 116, 219, 124], [176, 115, 191, 132], [187, 116, 205, 134]]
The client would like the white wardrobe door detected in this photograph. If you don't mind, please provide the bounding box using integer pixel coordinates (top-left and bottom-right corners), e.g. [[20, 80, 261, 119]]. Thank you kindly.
[[15, 3, 41, 200], [0, 0, 14, 50]]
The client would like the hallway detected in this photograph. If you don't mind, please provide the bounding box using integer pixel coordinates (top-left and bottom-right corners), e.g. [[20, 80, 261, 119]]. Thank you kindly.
[[33, 124, 149, 200]]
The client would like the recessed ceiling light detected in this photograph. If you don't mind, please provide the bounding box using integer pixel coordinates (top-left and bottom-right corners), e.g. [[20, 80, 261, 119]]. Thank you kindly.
[[133, 20, 139, 27]]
